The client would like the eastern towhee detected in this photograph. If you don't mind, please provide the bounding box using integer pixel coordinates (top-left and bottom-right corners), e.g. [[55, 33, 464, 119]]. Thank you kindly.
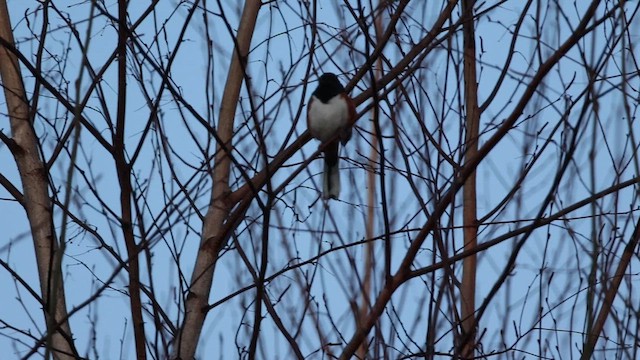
[[307, 73, 356, 200]]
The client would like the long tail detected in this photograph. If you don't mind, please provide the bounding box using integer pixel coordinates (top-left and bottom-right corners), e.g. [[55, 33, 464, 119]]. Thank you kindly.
[[323, 142, 340, 199]]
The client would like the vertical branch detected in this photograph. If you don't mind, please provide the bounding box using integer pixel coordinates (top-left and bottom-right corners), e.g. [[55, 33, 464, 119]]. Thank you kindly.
[[460, 0, 479, 357], [585, 49, 599, 351], [358, 2, 386, 357], [173, 1, 261, 359], [248, 200, 271, 360], [0, 1, 77, 359], [113, 1, 147, 359]]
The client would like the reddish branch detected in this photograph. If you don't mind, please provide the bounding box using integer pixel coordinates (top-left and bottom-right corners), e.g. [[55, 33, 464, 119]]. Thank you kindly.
[[460, 0, 480, 357]]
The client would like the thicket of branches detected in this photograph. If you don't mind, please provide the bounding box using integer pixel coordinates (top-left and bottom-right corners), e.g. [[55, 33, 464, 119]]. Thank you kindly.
[[1, 1, 639, 359]]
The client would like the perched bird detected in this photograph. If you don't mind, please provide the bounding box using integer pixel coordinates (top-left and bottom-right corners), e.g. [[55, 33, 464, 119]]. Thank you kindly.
[[307, 73, 356, 199]]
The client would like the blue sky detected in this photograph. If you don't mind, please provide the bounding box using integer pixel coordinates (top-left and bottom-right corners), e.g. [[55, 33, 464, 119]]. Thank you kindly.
[[1, 1, 640, 359]]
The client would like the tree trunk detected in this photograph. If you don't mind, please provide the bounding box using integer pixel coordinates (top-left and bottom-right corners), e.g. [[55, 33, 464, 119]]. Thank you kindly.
[[0, 1, 77, 358], [172, 1, 261, 358]]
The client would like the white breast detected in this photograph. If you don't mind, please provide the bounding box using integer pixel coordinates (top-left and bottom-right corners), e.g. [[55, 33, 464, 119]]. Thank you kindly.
[[308, 95, 349, 142]]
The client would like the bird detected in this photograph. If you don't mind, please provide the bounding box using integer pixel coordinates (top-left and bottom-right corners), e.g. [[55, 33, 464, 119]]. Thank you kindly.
[[307, 73, 356, 200]]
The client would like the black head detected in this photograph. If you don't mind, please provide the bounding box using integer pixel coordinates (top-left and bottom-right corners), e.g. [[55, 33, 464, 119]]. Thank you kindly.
[[313, 73, 345, 103]]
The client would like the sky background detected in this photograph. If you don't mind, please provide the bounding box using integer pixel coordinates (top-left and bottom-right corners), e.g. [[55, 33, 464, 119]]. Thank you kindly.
[[1, 1, 640, 359]]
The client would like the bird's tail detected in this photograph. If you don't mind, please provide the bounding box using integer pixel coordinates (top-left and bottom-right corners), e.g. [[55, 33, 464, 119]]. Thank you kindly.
[[323, 158, 340, 199]]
